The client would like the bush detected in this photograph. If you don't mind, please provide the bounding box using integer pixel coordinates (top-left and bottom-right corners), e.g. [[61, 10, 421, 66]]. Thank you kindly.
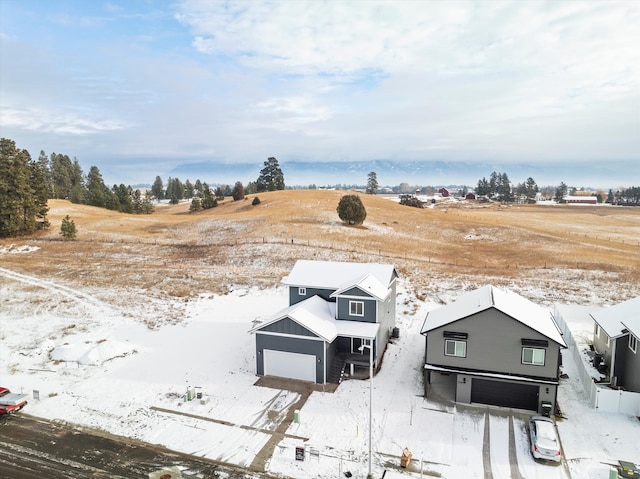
[[337, 194, 367, 225], [252, 196, 261, 206]]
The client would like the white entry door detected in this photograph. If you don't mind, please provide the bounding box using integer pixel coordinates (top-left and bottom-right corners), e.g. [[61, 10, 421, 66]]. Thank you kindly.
[[263, 349, 316, 382]]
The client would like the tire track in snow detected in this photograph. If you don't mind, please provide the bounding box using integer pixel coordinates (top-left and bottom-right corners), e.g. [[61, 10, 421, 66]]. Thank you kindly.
[[0, 266, 113, 315]]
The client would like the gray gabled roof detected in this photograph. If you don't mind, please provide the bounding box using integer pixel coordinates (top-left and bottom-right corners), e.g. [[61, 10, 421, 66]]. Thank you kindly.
[[420, 285, 566, 347], [283, 260, 398, 291], [592, 296, 640, 339], [250, 295, 379, 341]]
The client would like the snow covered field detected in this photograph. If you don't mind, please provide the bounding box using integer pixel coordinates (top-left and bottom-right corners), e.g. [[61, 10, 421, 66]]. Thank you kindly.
[[1, 253, 639, 479]]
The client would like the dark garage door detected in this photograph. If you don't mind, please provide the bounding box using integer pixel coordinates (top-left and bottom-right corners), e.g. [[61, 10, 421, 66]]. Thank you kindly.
[[471, 379, 539, 411]]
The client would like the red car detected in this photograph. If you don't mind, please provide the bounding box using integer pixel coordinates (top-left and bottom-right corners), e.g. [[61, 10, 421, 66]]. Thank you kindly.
[[0, 387, 28, 415]]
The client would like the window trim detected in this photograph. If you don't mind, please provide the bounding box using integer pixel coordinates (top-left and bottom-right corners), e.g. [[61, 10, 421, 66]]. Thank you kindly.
[[629, 334, 638, 354], [298, 287, 306, 296], [522, 347, 546, 366], [349, 300, 364, 317], [444, 339, 467, 358]]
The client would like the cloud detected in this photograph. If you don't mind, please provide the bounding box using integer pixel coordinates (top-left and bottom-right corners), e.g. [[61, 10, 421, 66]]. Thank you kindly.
[[1, 106, 130, 135]]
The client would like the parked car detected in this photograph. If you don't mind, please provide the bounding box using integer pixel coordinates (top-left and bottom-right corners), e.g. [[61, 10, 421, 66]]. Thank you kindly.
[[0, 387, 28, 415], [529, 415, 562, 462]]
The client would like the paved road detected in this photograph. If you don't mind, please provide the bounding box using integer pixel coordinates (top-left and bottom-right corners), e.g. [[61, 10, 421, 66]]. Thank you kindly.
[[0, 414, 273, 479]]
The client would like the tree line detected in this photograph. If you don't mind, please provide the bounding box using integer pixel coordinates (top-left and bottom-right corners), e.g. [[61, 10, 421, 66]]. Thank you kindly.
[[0, 138, 287, 238]]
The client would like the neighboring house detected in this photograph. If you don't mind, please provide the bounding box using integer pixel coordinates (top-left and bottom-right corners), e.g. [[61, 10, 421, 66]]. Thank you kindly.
[[438, 187, 450, 197], [420, 285, 567, 414], [251, 260, 399, 384], [590, 296, 640, 392], [465, 193, 476, 200]]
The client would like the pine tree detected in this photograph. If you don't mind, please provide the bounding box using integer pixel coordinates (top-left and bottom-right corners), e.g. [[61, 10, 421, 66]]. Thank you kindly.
[[366, 172, 378, 194], [151, 176, 164, 200], [60, 215, 77, 239], [256, 157, 285, 192], [0, 138, 49, 237]]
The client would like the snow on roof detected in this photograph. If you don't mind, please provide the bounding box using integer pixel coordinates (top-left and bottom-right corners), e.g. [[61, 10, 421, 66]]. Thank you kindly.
[[283, 260, 398, 290], [330, 273, 390, 301], [421, 285, 566, 347], [251, 295, 378, 341], [592, 296, 640, 338]]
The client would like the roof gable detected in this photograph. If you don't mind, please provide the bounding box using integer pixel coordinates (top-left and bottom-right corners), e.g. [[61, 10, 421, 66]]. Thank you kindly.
[[251, 295, 380, 341], [593, 296, 640, 338], [331, 273, 390, 301], [283, 260, 398, 291], [251, 295, 338, 341], [420, 285, 566, 347]]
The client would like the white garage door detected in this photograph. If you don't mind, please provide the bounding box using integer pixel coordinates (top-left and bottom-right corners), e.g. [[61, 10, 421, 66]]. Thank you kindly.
[[264, 349, 316, 382]]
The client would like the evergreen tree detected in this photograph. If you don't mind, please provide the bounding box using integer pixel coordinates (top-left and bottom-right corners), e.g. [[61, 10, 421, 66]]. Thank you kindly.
[[113, 184, 133, 213], [337, 194, 367, 225], [245, 181, 258, 195], [256, 157, 285, 192], [151, 176, 164, 200], [554, 182, 568, 202], [194, 179, 203, 196], [189, 197, 202, 212], [366, 172, 378, 194], [38, 150, 53, 199], [0, 139, 35, 236], [132, 189, 143, 213], [50, 153, 73, 199], [232, 181, 245, 201], [140, 190, 155, 214], [184, 179, 194, 199], [607, 189, 614, 204], [201, 184, 218, 209], [86, 165, 106, 207], [29, 153, 50, 230], [60, 215, 77, 239], [476, 177, 489, 196]]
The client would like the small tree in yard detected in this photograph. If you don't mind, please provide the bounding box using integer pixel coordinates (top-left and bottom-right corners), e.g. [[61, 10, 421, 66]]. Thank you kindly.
[[337, 194, 367, 225], [60, 215, 77, 239]]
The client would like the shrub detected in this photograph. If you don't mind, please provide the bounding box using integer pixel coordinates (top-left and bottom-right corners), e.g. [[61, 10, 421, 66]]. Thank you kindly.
[[252, 196, 261, 206], [337, 194, 367, 225]]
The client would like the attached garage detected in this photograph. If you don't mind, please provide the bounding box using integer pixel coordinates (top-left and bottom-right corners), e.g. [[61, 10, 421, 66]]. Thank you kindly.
[[471, 378, 539, 411], [263, 349, 317, 383]]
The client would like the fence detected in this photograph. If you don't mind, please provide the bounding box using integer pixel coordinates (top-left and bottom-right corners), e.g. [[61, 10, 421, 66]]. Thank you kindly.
[[554, 306, 640, 416]]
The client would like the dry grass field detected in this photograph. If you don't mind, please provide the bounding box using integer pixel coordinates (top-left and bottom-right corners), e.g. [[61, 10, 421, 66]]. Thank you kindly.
[[2, 190, 639, 322]]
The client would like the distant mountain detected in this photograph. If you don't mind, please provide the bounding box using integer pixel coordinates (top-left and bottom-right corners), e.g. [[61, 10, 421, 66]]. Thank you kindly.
[[168, 159, 636, 189]]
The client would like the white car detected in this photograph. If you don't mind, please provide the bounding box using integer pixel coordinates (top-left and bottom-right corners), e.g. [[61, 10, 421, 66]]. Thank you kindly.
[[529, 415, 562, 463]]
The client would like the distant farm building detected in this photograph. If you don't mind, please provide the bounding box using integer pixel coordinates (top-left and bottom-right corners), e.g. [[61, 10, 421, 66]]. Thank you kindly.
[[565, 196, 597, 205], [438, 188, 450, 197], [465, 193, 476, 200]]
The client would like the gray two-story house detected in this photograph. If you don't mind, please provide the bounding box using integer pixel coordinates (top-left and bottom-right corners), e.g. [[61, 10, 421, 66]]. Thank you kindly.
[[420, 285, 566, 414], [591, 296, 640, 392], [251, 260, 398, 384]]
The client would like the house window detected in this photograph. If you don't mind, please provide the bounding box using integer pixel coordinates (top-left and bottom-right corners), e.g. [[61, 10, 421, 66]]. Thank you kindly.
[[298, 287, 306, 296], [445, 339, 466, 357], [349, 300, 364, 317], [522, 347, 545, 366], [630, 335, 638, 354]]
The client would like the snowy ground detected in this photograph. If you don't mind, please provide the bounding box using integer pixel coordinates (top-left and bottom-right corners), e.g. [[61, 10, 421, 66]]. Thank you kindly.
[[1, 256, 639, 479]]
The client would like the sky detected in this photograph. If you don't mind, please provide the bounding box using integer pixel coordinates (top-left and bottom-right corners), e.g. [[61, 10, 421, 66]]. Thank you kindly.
[[1, 0, 639, 187]]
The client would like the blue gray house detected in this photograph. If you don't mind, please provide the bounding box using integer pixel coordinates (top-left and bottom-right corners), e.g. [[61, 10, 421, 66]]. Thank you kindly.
[[250, 260, 399, 384]]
